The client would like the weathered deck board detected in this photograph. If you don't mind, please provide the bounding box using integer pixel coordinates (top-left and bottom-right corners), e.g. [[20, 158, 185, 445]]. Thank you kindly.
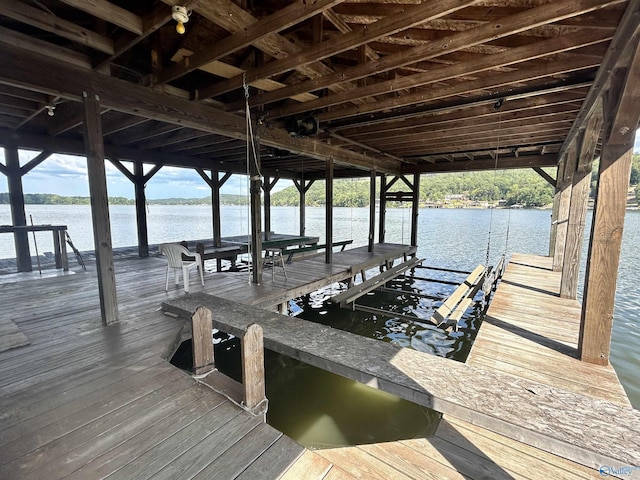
[[0, 244, 416, 480], [164, 292, 640, 470], [468, 253, 630, 407], [2, 247, 636, 480]]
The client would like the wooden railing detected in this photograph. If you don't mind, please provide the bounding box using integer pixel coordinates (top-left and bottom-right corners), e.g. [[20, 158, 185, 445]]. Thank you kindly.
[[190, 306, 266, 415]]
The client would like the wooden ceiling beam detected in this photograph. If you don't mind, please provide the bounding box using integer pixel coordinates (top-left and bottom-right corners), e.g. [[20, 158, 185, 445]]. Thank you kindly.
[[394, 134, 567, 156], [557, 0, 640, 159], [246, 0, 622, 111], [0, 85, 48, 104], [136, 129, 212, 150], [358, 115, 577, 147], [402, 153, 559, 174], [96, 1, 176, 70], [156, 0, 345, 85], [162, 135, 235, 153], [319, 55, 599, 124], [322, 9, 379, 62], [110, 123, 183, 146], [198, 0, 478, 99], [0, 127, 239, 173], [0, 26, 92, 70], [48, 102, 110, 137], [371, 121, 573, 149], [163, 0, 361, 103], [345, 99, 582, 138], [272, 28, 611, 119], [0, 0, 114, 55], [58, 0, 143, 35], [0, 44, 395, 173]]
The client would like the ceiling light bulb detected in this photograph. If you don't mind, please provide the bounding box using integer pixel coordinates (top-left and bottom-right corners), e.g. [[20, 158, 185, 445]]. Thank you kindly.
[[172, 5, 189, 35], [46, 105, 55, 117]]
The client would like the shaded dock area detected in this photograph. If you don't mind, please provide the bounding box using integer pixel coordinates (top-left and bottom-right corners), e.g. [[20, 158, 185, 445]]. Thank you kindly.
[[0, 243, 414, 479], [1, 247, 639, 479]]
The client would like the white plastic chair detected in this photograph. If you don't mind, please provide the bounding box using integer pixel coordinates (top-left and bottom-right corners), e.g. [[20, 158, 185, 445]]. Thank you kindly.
[[159, 243, 204, 293]]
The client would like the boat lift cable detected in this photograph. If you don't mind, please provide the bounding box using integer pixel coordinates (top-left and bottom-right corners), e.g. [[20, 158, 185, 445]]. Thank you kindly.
[[242, 73, 253, 283], [485, 99, 503, 267]]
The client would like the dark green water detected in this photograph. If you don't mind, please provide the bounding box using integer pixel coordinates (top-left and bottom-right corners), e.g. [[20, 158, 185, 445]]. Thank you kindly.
[[173, 267, 487, 449]]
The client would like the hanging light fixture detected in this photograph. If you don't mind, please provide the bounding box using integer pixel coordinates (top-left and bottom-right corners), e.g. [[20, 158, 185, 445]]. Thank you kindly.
[[172, 5, 189, 35], [45, 104, 55, 117]]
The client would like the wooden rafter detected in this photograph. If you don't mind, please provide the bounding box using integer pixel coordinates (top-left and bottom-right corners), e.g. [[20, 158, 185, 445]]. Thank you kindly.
[[58, 0, 143, 35], [0, 0, 114, 55], [198, 0, 478, 99], [270, 29, 612, 119], [0, 45, 398, 174], [156, 0, 345, 85], [243, 0, 622, 112]]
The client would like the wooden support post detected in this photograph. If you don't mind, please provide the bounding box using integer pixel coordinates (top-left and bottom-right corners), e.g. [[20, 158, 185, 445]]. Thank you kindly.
[[552, 146, 577, 271], [133, 160, 149, 258], [210, 170, 222, 248], [379, 174, 387, 243], [325, 158, 334, 264], [263, 176, 278, 241], [4, 146, 31, 272], [294, 178, 314, 237], [411, 173, 420, 247], [369, 170, 376, 252], [299, 181, 306, 237], [579, 143, 633, 365], [264, 176, 272, 241], [82, 92, 118, 326], [241, 323, 266, 415], [548, 166, 561, 257], [249, 132, 262, 284], [191, 306, 214, 375], [579, 41, 640, 365], [561, 108, 603, 299]]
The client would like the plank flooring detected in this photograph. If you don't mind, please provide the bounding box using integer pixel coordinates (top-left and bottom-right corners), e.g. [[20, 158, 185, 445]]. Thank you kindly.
[[296, 253, 637, 480], [1, 248, 635, 480], [0, 257, 305, 479], [469, 253, 630, 406], [0, 243, 415, 479]]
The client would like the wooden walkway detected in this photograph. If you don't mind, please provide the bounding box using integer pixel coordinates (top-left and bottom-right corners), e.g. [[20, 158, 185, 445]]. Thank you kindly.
[[283, 253, 638, 480], [1, 248, 637, 480], [0, 243, 413, 480], [469, 253, 630, 406]]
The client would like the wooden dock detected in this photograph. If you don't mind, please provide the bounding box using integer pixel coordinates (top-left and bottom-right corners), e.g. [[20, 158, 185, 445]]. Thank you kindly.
[[274, 253, 640, 480], [1, 247, 638, 479], [469, 252, 630, 406], [0, 243, 412, 479]]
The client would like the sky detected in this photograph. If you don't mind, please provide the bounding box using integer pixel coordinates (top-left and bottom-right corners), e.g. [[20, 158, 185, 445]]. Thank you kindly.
[[0, 149, 292, 199], [1, 131, 640, 199]]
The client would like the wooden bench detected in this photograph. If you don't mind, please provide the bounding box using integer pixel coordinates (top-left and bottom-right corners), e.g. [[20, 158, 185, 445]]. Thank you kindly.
[[283, 239, 353, 263]]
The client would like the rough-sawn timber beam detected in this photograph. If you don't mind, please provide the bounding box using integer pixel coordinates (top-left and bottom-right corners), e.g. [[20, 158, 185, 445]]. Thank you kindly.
[[557, 0, 640, 160], [0, 45, 398, 174], [162, 293, 640, 471], [402, 154, 558, 174]]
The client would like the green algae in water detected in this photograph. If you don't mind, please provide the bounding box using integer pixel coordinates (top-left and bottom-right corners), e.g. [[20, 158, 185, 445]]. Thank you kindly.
[[264, 351, 440, 449]]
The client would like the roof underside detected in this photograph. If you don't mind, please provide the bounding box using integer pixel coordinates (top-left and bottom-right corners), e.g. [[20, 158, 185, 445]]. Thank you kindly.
[[0, 0, 637, 179]]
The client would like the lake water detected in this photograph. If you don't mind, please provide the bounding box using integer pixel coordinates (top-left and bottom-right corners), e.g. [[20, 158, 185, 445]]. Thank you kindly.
[[1, 204, 638, 442]]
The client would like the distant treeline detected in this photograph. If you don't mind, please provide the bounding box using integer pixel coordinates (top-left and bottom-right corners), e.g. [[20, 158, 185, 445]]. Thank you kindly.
[[0, 193, 248, 206], [2, 156, 639, 208]]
